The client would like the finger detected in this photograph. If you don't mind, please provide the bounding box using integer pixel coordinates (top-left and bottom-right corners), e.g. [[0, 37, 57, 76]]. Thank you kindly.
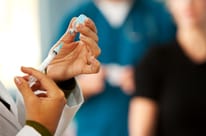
[[66, 17, 78, 33], [61, 17, 78, 42], [21, 67, 61, 96], [84, 17, 98, 33], [22, 75, 29, 81], [14, 76, 36, 101], [48, 42, 79, 66], [51, 17, 78, 51], [77, 24, 99, 43], [47, 43, 83, 80], [83, 57, 100, 74], [79, 34, 101, 57], [56, 42, 78, 58]]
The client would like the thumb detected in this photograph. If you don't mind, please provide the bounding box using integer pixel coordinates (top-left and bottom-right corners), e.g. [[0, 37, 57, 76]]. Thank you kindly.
[[14, 76, 36, 101], [60, 17, 77, 43]]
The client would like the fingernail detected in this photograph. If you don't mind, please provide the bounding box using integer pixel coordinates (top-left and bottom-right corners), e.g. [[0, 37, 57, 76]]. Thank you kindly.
[[15, 77, 22, 85]]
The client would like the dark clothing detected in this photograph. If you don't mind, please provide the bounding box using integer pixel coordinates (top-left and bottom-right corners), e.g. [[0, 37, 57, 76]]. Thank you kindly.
[[134, 41, 206, 136]]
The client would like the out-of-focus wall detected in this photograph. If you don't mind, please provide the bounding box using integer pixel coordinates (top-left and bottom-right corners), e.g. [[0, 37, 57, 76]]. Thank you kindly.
[[0, 0, 41, 91]]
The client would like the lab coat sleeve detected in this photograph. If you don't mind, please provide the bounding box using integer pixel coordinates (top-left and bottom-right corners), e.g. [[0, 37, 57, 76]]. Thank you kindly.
[[16, 126, 41, 136], [55, 81, 84, 136]]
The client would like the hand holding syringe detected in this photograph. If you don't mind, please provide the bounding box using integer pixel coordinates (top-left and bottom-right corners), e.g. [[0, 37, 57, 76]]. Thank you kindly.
[[28, 14, 88, 87]]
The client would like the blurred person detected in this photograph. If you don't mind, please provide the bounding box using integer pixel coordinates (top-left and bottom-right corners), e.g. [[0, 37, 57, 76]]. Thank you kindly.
[[129, 0, 206, 136], [54, 0, 176, 136], [0, 17, 100, 136]]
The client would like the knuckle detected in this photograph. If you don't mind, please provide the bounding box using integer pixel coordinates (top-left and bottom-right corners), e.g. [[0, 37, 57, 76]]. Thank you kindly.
[[85, 27, 90, 34], [55, 90, 67, 105], [59, 90, 65, 97], [94, 61, 101, 73], [95, 48, 101, 57], [95, 36, 99, 43]]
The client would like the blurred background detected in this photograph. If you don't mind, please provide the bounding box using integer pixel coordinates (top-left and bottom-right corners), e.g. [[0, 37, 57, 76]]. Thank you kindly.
[[0, 0, 171, 136]]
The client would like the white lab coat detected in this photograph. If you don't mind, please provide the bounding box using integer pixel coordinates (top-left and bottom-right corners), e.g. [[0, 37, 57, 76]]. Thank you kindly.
[[0, 81, 83, 136]]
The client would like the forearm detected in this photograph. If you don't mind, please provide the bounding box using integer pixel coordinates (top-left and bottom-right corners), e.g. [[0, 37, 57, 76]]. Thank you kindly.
[[129, 97, 158, 136]]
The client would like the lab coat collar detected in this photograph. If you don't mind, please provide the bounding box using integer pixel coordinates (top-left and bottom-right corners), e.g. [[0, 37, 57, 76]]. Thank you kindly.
[[0, 81, 18, 119]]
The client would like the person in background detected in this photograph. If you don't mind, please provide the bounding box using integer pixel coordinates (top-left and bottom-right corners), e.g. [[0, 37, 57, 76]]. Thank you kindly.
[[129, 0, 206, 136], [0, 16, 100, 136], [54, 0, 176, 136]]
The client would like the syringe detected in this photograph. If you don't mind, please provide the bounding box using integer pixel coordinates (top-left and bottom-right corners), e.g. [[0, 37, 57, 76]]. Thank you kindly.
[[28, 43, 63, 87]]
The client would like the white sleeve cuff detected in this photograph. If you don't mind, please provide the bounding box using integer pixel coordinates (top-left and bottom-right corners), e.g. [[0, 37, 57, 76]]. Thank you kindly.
[[16, 125, 41, 136]]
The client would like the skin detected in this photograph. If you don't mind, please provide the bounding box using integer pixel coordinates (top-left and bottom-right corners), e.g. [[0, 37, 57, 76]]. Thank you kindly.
[[77, 0, 135, 99], [119, 66, 135, 95], [47, 17, 100, 81], [168, 0, 206, 63], [13, 17, 100, 134], [77, 67, 106, 98], [14, 67, 66, 134], [129, 0, 206, 136]]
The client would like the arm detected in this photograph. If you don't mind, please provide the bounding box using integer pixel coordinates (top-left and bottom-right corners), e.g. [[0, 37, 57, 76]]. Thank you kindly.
[[129, 97, 158, 136], [129, 47, 165, 136], [76, 66, 105, 99]]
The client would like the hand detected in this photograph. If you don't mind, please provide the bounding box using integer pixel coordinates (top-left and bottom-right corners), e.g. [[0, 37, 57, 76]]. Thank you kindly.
[[105, 64, 135, 94], [119, 66, 135, 95], [47, 17, 101, 81], [14, 67, 66, 134], [77, 66, 106, 98]]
